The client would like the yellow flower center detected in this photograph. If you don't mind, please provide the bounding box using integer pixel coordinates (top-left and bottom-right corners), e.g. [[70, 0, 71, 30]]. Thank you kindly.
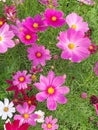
[[28, 100, 32, 105], [0, 21, 3, 26], [71, 24, 77, 29], [19, 76, 25, 82], [0, 36, 2, 41], [51, 16, 57, 21], [33, 23, 39, 28], [48, 87, 54, 94], [23, 113, 29, 119], [4, 107, 9, 112], [47, 123, 52, 129], [89, 45, 93, 50], [68, 43, 75, 50], [31, 74, 37, 81], [38, 114, 41, 119], [25, 34, 31, 40], [36, 52, 42, 58]]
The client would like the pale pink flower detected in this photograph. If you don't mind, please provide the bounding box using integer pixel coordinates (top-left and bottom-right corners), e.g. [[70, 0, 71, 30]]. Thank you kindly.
[[28, 43, 51, 67], [0, 23, 15, 53], [57, 28, 91, 62], [13, 70, 32, 90], [14, 102, 37, 126], [34, 71, 70, 110], [42, 115, 58, 130], [66, 12, 89, 33]]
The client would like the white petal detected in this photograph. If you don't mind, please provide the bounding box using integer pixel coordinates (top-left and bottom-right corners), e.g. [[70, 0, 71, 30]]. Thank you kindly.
[[2, 113, 7, 120], [8, 112, 13, 118], [9, 102, 14, 108], [4, 98, 9, 106]]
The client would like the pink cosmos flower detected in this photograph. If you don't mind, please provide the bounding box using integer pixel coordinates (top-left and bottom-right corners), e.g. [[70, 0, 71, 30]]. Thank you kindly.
[[4, 120, 29, 130], [77, 0, 95, 6], [10, 20, 24, 37], [44, 8, 66, 28], [66, 12, 89, 33], [19, 28, 38, 45], [93, 62, 98, 76], [34, 71, 70, 110], [14, 102, 38, 126], [37, 0, 58, 7], [56, 28, 91, 62], [0, 23, 15, 53], [42, 115, 58, 130], [22, 15, 47, 33], [30, 65, 43, 74], [28, 43, 51, 67], [13, 70, 32, 90]]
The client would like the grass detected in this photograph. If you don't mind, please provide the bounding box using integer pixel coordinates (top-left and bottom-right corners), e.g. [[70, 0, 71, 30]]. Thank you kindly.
[[0, 0, 98, 129]]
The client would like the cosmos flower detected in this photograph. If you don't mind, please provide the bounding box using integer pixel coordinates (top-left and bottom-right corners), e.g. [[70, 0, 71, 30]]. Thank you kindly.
[[34, 71, 70, 110], [44, 8, 66, 28], [19, 28, 38, 45], [22, 15, 47, 33], [4, 119, 29, 130], [28, 43, 51, 67], [14, 102, 38, 126], [42, 115, 58, 130], [0, 23, 15, 53], [34, 110, 45, 123], [66, 12, 89, 33], [12, 0, 25, 5], [56, 28, 91, 62], [77, 0, 95, 6], [0, 98, 15, 120], [13, 70, 32, 90]]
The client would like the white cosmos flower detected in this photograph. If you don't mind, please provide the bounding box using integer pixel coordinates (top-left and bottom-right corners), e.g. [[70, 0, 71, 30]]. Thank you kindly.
[[0, 98, 15, 120], [34, 110, 45, 123], [0, 0, 6, 2]]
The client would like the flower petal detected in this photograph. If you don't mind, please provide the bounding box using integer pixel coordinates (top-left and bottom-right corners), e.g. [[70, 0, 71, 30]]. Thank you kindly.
[[36, 92, 47, 102], [57, 95, 67, 104], [47, 97, 57, 110]]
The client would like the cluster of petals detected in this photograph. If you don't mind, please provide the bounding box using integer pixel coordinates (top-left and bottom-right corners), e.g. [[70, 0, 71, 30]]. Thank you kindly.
[[14, 102, 38, 126], [34, 71, 70, 110], [0, 23, 15, 53], [28, 43, 51, 67], [66, 12, 89, 33], [13, 70, 32, 90], [42, 115, 58, 130], [57, 28, 91, 62], [0, 98, 15, 120]]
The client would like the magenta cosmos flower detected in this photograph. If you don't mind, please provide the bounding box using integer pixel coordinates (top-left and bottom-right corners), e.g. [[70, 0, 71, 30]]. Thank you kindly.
[[19, 28, 38, 45], [42, 115, 58, 130], [14, 102, 37, 126], [13, 70, 32, 90], [28, 43, 51, 67], [0, 23, 15, 53], [93, 62, 98, 76], [44, 8, 66, 28], [34, 71, 70, 111], [22, 15, 47, 33], [66, 12, 89, 33], [57, 28, 91, 62]]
